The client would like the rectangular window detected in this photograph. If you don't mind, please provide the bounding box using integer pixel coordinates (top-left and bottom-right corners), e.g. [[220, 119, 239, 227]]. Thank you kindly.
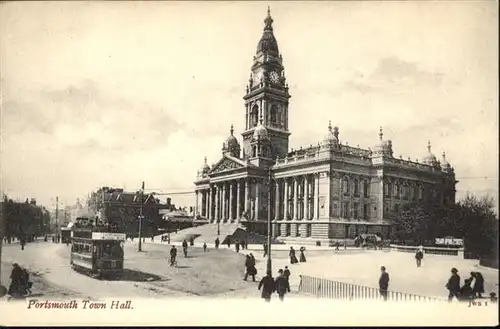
[[354, 180, 359, 196], [343, 202, 349, 218], [385, 183, 392, 197], [333, 203, 338, 217], [306, 224, 312, 237], [363, 204, 369, 220], [353, 203, 359, 219], [364, 181, 369, 198]]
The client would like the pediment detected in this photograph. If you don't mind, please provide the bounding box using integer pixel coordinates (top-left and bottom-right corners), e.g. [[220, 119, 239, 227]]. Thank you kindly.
[[209, 156, 245, 174]]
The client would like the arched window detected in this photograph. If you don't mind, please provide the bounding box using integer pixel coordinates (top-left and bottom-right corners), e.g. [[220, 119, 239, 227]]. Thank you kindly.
[[364, 180, 369, 197], [342, 177, 350, 194], [395, 183, 400, 198], [354, 180, 359, 196], [270, 104, 277, 124], [251, 105, 259, 127], [385, 183, 392, 197]]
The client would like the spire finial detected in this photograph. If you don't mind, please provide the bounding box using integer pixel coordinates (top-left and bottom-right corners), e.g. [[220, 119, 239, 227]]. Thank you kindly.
[[379, 127, 383, 140], [230, 124, 234, 135], [204, 156, 207, 164], [264, 6, 274, 31], [442, 151, 446, 159], [427, 140, 431, 152], [328, 120, 332, 131]]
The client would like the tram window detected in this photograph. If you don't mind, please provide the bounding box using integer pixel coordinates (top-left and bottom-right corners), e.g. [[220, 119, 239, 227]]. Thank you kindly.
[[101, 243, 124, 258]]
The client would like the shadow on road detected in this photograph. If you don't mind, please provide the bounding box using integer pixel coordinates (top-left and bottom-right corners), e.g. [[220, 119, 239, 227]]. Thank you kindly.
[[174, 266, 191, 269], [118, 269, 167, 283]]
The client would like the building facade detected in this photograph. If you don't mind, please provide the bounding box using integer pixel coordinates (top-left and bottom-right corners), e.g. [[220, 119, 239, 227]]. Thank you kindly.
[[193, 9, 457, 242]]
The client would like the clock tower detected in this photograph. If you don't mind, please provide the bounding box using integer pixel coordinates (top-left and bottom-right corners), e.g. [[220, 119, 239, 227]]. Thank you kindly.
[[242, 7, 291, 164]]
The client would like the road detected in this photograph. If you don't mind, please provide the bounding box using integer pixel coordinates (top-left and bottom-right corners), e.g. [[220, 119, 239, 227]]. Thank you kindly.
[[0, 239, 262, 300]]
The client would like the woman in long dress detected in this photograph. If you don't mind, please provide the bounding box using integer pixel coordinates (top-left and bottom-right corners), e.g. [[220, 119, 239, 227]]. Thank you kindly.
[[299, 246, 307, 262], [289, 247, 298, 264]]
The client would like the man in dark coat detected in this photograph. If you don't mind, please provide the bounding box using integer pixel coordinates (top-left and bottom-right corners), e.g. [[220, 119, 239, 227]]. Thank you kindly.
[[169, 245, 177, 266], [244, 255, 256, 282], [289, 247, 298, 264], [182, 240, 188, 257], [8, 263, 24, 296], [226, 237, 231, 248], [446, 268, 461, 302], [20, 237, 26, 250], [459, 278, 473, 302], [215, 237, 220, 249], [263, 243, 268, 257], [258, 271, 276, 302], [235, 241, 240, 253], [471, 272, 485, 298], [415, 249, 424, 267], [275, 269, 291, 301], [379, 266, 390, 301], [283, 266, 291, 283]]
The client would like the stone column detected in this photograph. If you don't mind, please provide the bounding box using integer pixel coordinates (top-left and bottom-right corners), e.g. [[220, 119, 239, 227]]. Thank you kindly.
[[229, 181, 234, 221], [245, 179, 250, 217], [255, 180, 260, 220], [195, 190, 199, 217], [283, 178, 289, 220], [236, 180, 241, 220], [222, 183, 227, 221], [274, 179, 280, 220], [207, 187, 212, 221], [293, 176, 299, 220], [214, 185, 219, 220], [305, 175, 310, 220], [314, 174, 320, 219]]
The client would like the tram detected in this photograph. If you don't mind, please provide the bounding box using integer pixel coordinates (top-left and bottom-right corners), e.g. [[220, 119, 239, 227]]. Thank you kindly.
[[70, 226, 126, 279]]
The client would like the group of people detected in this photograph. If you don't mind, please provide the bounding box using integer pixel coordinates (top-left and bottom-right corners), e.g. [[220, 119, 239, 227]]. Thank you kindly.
[[288, 246, 306, 264], [446, 268, 487, 302], [7, 263, 33, 298], [258, 268, 292, 302]]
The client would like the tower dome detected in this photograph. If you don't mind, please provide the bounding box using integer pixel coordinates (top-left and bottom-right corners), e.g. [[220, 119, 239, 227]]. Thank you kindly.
[[256, 7, 279, 56], [223, 125, 241, 157], [372, 127, 392, 157], [322, 121, 338, 147], [200, 156, 210, 174], [441, 151, 452, 172], [253, 117, 269, 140], [422, 141, 438, 166]]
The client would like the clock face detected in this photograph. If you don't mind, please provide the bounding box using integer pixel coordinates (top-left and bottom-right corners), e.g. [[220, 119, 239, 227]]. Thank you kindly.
[[270, 71, 280, 83]]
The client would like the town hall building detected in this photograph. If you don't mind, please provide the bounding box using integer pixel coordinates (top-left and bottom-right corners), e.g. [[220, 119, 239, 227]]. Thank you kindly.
[[193, 8, 457, 242]]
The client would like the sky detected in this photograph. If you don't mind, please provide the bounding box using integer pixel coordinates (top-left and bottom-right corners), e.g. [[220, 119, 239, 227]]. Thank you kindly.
[[1, 1, 498, 212]]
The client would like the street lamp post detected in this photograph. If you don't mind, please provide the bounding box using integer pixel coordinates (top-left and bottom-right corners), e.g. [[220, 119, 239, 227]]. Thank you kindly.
[[266, 168, 272, 275], [217, 220, 220, 236], [138, 181, 145, 252]]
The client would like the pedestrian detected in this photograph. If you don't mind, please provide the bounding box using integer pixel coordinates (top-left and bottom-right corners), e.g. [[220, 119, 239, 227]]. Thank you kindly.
[[289, 247, 298, 264], [151, 235, 154, 242], [344, 239, 347, 250], [335, 241, 340, 251], [182, 239, 188, 257], [459, 278, 473, 302], [379, 266, 390, 301], [169, 245, 177, 267], [263, 243, 268, 258], [235, 241, 240, 253], [283, 266, 291, 283], [215, 237, 220, 249], [8, 263, 24, 296], [190, 237, 194, 246], [240, 240, 245, 250], [20, 237, 26, 251], [299, 247, 307, 263], [415, 248, 424, 267], [275, 269, 291, 301], [226, 237, 231, 249], [446, 268, 461, 302], [203, 242, 207, 252], [258, 271, 276, 302], [22, 268, 32, 296], [471, 272, 485, 298], [244, 255, 257, 282]]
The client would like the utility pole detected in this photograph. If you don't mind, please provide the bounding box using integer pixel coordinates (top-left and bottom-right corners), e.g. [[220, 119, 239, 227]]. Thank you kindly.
[[138, 181, 144, 252], [266, 168, 272, 275], [56, 196, 59, 241], [0, 197, 4, 289]]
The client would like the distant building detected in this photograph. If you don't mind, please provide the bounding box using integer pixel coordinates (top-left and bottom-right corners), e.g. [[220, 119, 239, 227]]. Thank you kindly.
[[193, 9, 457, 243], [87, 187, 171, 235]]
